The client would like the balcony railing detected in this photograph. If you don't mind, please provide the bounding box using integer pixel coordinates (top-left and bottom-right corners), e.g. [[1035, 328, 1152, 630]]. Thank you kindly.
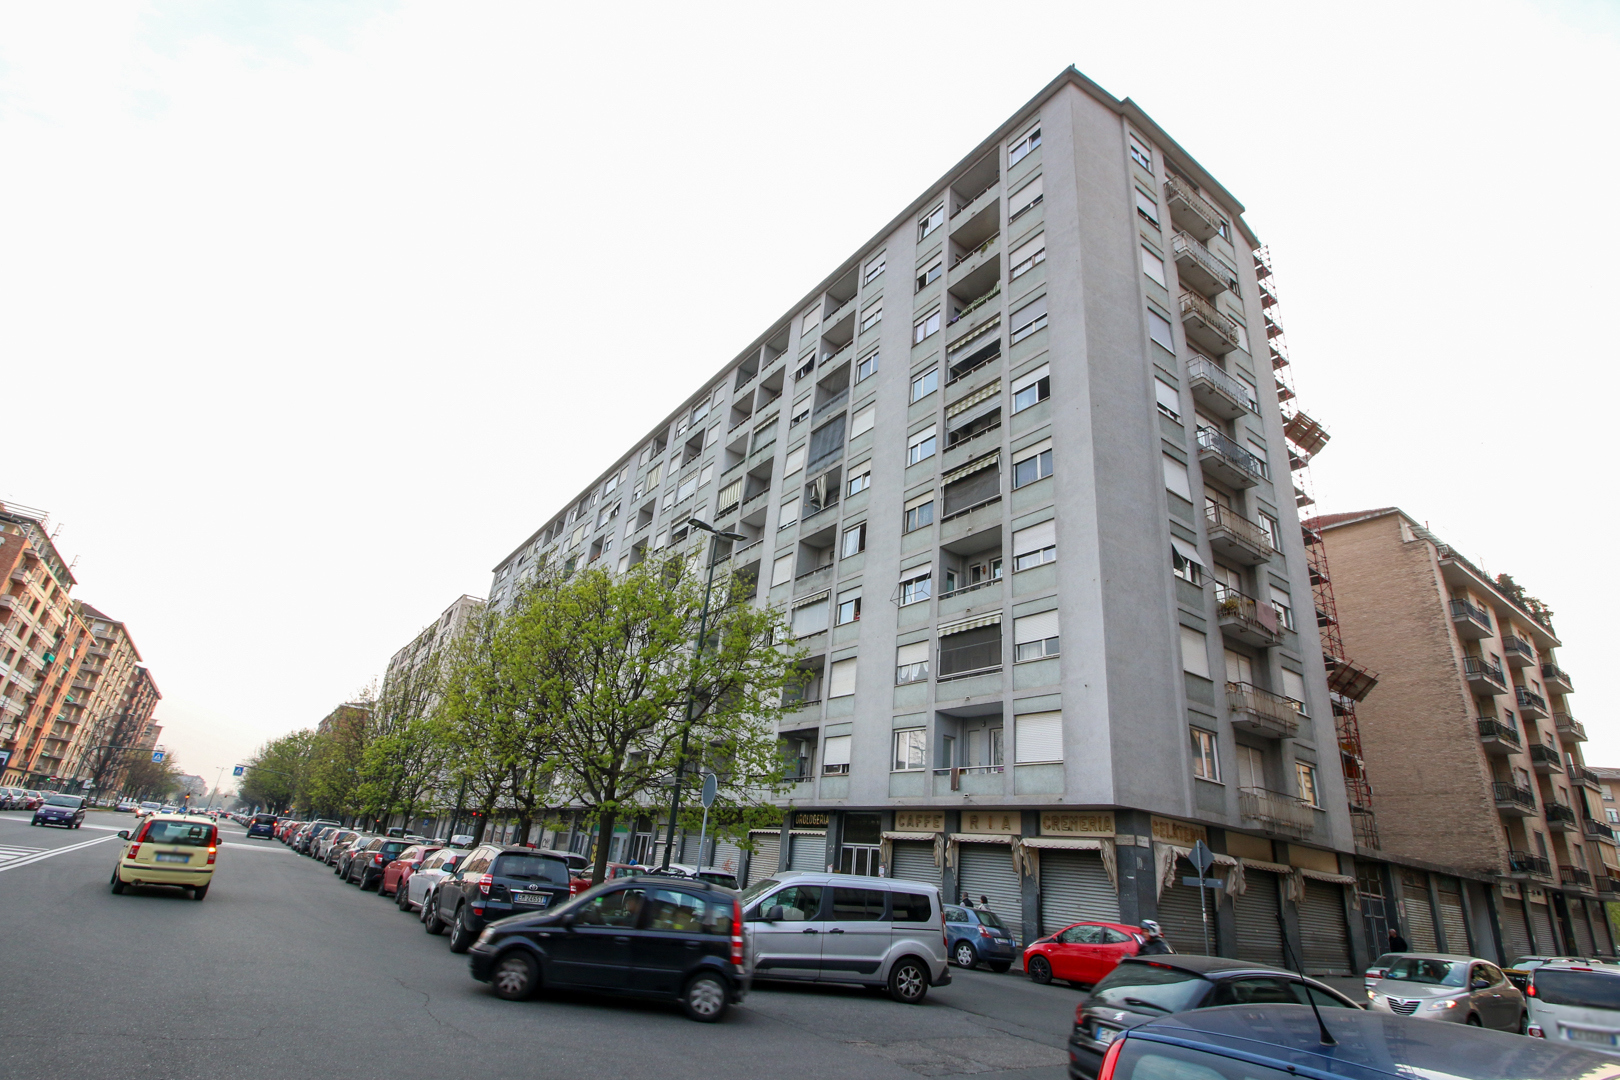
[[1560, 864, 1593, 888], [1226, 682, 1302, 739], [1542, 662, 1573, 691], [1186, 355, 1259, 418], [1546, 802, 1579, 828], [1573, 764, 1602, 790], [1196, 426, 1269, 484], [1238, 786, 1316, 838], [1476, 718, 1521, 750], [1448, 598, 1492, 635], [1501, 635, 1536, 666], [948, 284, 1002, 329], [1555, 713, 1587, 742], [1492, 780, 1536, 811], [1462, 655, 1507, 692], [1171, 231, 1239, 296], [1215, 584, 1285, 646], [1528, 743, 1562, 770], [1515, 686, 1549, 716], [1164, 174, 1226, 241], [1178, 290, 1241, 354], [1205, 504, 1276, 564], [1507, 849, 1551, 876], [1583, 818, 1616, 842]]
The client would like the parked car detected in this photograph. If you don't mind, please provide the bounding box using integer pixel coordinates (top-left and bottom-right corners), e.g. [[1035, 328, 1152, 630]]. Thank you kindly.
[[0, 786, 20, 808], [1525, 961, 1620, 1054], [568, 861, 646, 896], [404, 846, 467, 914], [1092, 1002, 1614, 1080], [31, 793, 87, 829], [737, 871, 950, 1004], [1365, 954, 1525, 1032], [334, 836, 374, 878], [109, 815, 219, 900], [380, 843, 441, 899], [314, 828, 357, 861], [657, 863, 741, 890], [943, 903, 1017, 973], [244, 814, 278, 841], [115, 798, 139, 812], [467, 875, 748, 1021], [1067, 955, 1362, 1080], [295, 820, 340, 854], [17, 790, 45, 811], [348, 838, 414, 890], [1511, 955, 1601, 973], [325, 831, 364, 867], [424, 845, 573, 953]]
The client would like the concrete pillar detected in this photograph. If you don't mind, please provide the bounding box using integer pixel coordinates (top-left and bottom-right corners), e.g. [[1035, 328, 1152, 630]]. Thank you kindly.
[[1339, 853, 1373, 972], [825, 811, 845, 874], [940, 810, 960, 907], [1114, 809, 1156, 927], [1020, 811, 1041, 943], [1426, 875, 1449, 954]]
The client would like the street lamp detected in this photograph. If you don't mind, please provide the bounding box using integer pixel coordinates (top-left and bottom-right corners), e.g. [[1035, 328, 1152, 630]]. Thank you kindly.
[[660, 518, 747, 870]]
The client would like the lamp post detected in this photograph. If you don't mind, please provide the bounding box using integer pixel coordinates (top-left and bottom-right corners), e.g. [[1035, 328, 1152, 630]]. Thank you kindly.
[[661, 518, 747, 870]]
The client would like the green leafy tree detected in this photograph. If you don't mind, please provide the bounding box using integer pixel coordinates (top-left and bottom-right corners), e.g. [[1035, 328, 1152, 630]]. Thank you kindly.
[[240, 730, 317, 813], [123, 753, 184, 801], [357, 647, 451, 831]]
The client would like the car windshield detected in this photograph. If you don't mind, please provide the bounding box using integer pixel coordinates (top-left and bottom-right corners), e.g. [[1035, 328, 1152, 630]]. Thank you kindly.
[[975, 909, 1006, 930], [379, 842, 410, 858], [1383, 957, 1466, 986], [1534, 969, 1620, 1009], [492, 853, 568, 884], [1089, 963, 1211, 1014], [143, 821, 214, 846], [738, 878, 780, 906], [1369, 953, 1398, 968], [44, 796, 82, 807]]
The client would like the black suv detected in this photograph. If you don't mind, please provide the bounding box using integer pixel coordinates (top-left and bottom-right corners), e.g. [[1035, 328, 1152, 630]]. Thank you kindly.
[[348, 837, 414, 890], [468, 876, 748, 1022], [426, 845, 572, 953], [295, 819, 339, 854]]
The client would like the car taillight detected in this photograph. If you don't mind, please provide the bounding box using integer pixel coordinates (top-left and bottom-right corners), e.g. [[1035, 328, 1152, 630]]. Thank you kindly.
[[731, 900, 745, 966], [374, 854, 386, 865], [1527, 1024, 1545, 1038], [207, 845, 218, 865], [979, 926, 993, 938], [127, 843, 141, 859], [1096, 1033, 1126, 1080], [1526, 983, 1537, 996], [477, 873, 493, 896]]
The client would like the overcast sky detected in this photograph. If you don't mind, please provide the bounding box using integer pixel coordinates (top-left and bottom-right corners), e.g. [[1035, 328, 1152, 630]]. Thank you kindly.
[[3, 1, 1616, 791]]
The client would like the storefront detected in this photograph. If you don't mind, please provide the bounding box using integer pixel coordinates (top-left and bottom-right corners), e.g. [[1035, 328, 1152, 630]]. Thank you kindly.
[[883, 810, 945, 889], [1401, 870, 1439, 953], [1231, 860, 1289, 968], [1152, 819, 1233, 957], [1028, 813, 1119, 935], [1497, 884, 1532, 961], [1298, 871, 1356, 976], [951, 810, 1023, 945], [745, 828, 781, 886], [1435, 877, 1469, 954], [788, 811, 828, 872], [1527, 886, 1557, 953]]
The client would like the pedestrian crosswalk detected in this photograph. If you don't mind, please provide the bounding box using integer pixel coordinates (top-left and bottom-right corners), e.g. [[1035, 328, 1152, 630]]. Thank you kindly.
[[0, 845, 45, 867]]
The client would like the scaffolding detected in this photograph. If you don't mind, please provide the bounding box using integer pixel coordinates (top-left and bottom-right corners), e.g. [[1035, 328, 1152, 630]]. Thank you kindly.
[[1255, 245, 1381, 851]]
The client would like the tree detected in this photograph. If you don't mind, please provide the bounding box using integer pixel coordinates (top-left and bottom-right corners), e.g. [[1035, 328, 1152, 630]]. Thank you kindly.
[[240, 730, 317, 813], [123, 753, 183, 801], [1495, 573, 1556, 633], [357, 647, 451, 831]]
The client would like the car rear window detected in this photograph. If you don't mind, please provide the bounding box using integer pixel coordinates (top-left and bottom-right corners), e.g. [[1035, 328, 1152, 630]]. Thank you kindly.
[[1534, 969, 1620, 1010], [1089, 963, 1211, 1014], [380, 842, 411, 858], [253, 815, 276, 824], [891, 892, 933, 923], [142, 821, 216, 847], [44, 795, 83, 807], [975, 908, 1006, 930], [492, 853, 569, 885]]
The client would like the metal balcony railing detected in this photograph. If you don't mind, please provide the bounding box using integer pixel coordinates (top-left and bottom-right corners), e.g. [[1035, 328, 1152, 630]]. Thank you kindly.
[[1583, 818, 1616, 842], [1178, 290, 1241, 351], [1172, 231, 1239, 292], [1476, 718, 1521, 748], [1164, 174, 1226, 237], [1187, 354, 1259, 414], [1214, 585, 1285, 642], [1546, 802, 1578, 826], [1226, 682, 1303, 739], [1501, 635, 1535, 663], [1196, 427, 1269, 482], [1528, 742, 1562, 768], [1448, 598, 1492, 632], [1492, 781, 1536, 810], [1574, 764, 1602, 789], [1507, 850, 1551, 876], [1556, 713, 1587, 741], [1238, 787, 1316, 837], [1542, 662, 1573, 690], [1516, 687, 1549, 713], [1462, 655, 1507, 689], [1560, 864, 1593, 888], [1206, 504, 1276, 556]]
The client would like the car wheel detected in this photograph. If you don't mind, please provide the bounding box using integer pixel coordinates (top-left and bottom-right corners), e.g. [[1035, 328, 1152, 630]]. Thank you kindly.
[[397, 883, 411, 911], [448, 907, 474, 954], [1028, 956, 1053, 985], [192, 884, 209, 901], [988, 962, 1012, 974], [109, 868, 125, 895], [425, 896, 446, 935], [887, 958, 929, 1005], [953, 941, 978, 969], [1466, 1014, 1482, 1027], [682, 972, 729, 1022], [1519, 1011, 1529, 1035], [492, 950, 539, 1001]]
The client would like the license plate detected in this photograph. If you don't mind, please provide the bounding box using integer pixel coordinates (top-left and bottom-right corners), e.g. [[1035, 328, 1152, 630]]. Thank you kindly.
[[1093, 1026, 1119, 1046], [1568, 1028, 1619, 1046], [155, 853, 190, 864], [513, 893, 550, 907]]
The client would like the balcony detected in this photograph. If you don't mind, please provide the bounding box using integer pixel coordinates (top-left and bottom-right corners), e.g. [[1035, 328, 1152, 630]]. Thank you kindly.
[[1560, 864, 1593, 889], [1205, 504, 1276, 566], [1164, 174, 1225, 242], [1555, 713, 1587, 742], [1215, 585, 1285, 648], [1573, 764, 1603, 792], [1507, 849, 1551, 877], [1196, 427, 1268, 489], [1238, 787, 1315, 838], [1178, 291, 1241, 355], [1171, 231, 1238, 298], [1528, 742, 1562, 774], [1476, 718, 1521, 756], [1501, 635, 1536, 668], [1462, 655, 1508, 695], [1542, 662, 1574, 694], [1448, 598, 1493, 639], [1493, 780, 1536, 815], [1226, 682, 1302, 739], [1600, 876, 1620, 897], [1515, 686, 1550, 720], [1584, 818, 1616, 842], [1546, 802, 1579, 832], [1186, 355, 1258, 420]]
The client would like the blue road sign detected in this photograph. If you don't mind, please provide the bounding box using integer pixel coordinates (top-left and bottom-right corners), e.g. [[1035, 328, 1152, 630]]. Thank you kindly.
[[151, 750, 165, 763], [233, 765, 245, 777]]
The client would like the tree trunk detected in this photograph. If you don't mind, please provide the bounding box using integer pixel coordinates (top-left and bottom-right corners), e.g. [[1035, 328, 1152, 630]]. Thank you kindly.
[[515, 810, 532, 847], [592, 808, 617, 885]]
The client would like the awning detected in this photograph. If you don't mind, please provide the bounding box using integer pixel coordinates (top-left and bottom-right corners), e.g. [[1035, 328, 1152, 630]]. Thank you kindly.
[[881, 831, 939, 842], [1154, 842, 1237, 899], [792, 590, 830, 608], [788, 829, 826, 836], [1020, 836, 1118, 888], [947, 381, 1002, 418], [1298, 868, 1356, 885], [949, 832, 1012, 844], [1022, 837, 1108, 850], [1239, 858, 1295, 875], [940, 612, 1002, 636], [942, 452, 1000, 486], [1170, 537, 1206, 568]]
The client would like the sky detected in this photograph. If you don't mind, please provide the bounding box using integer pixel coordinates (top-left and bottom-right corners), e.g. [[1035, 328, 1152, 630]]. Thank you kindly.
[[2, 1, 1617, 790]]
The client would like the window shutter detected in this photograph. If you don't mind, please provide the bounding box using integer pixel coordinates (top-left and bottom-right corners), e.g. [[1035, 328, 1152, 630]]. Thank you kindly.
[[1011, 294, 1047, 329], [771, 554, 794, 587], [784, 445, 806, 474], [717, 479, 743, 509], [822, 734, 852, 767], [791, 596, 829, 636], [1012, 363, 1050, 394], [905, 491, 935, 512], [1162, 455, 1192, 501], [901, 561, 932, 582], [809, 414, 846, 463], [1009, 232, 1044, 267], [896, 641, 929, 666], [1012, 520, 1056, 555], [1015, 609, 1059, 644], [1180, 627, 1211, 678], [778, 499, 799, 527], [1010, 175, 1043, 216], [1155, 379, 1181, 417], [1282, 669, 1307, 704], [850, 406, 875, 438], [1015, 711, 1063, 764], [829, 658, 858, 698], [1014, 438, 1052, 466]]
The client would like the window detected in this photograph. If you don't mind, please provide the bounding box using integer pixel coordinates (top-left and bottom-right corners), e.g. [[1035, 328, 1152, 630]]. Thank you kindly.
[[1009, 232, 1045, 281], [1013, 520, 1056, 571], [918, 203, 945, 241], [826, 656, 857, 699], [784, 445, 806, 475], [939, 620, 1001, 676], [846, 465, 871, 496], [1012, 439, 1052, 488], [1270, 586, 1295, 631], [841, 522, 867, 558], [778, 498, 799, 529], [910, 367, 939, 402], [1171, 539, 1204, 585], [1154, 378, 1181, 420], [916, 257, 943, 292], [1191, 728, 1219, 781], [899, 566, 932, 605], [893, 729, 927, 771], [1296, 762, 1320, 807], [801, 303, 821, 337], [1281, 669, 1308, 710], [677, 475, 698, 502], [698, 463, 714, 487], [1181, 627, 1211, 678], [1014, 710, 1062, 764], [822, 735, 851, 775], [1147, 309, 1175, 352], [1257, 513, 1279, 550], [860, 303, 882, 333], [1136, 187, 1159, 227], [1010, 295, 1046, 343], [771, 554, 794, 587], [1141, 247, 1166, 287], [1232, 321, 1250, 354], [1162, 454, 1192, 502], [904, 494, 935, 532], [891, 892, 931, 923], [1012, 363, 1050, 412], [856, 349, 878, 382], [791, 401, 811, 426], [1008, 124, 1040, 166], [907, 426, 937, 466], [864, 252, 886, 284], [835, 588, 862, 625], [895, 640, 929, 683], [850, 406, 875, 439], [1014, 609, 1059, 662], [913, 309, 941, 344], [1129, 133, 1153, 172], [1008, 175, 1043, 221], [792, 595, 829, 637]]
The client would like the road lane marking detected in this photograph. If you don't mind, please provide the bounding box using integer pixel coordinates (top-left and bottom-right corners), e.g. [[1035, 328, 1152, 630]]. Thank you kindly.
[[0, 815, 127, 832], [221, 842, 289, 852], [0, 833, 119, 873], [0, 845, 44, 867]]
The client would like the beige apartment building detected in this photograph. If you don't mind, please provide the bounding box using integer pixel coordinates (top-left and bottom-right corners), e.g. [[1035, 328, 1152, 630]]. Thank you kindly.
[[1318, 508, 1612, 959], [60, 603, 163, 796]]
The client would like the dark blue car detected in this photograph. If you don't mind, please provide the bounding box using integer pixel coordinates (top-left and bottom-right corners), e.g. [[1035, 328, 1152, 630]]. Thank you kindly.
[[31, 794, 86, 829], [944, 903, 1016, 972], [246, 813, 278, 839]]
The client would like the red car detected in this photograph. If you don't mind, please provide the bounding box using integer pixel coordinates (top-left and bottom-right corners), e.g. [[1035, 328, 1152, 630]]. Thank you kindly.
[[379, 843, 441, 898], [1023, 921, 1147, 986], [567, 862, 644, 896]]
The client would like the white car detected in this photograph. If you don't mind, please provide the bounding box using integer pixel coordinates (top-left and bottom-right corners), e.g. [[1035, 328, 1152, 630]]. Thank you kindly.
[[115, 799, 139, 812], [406, 847, 469, 915], [134, 801, 162, 818], [1527, 961, 1620, 1055]]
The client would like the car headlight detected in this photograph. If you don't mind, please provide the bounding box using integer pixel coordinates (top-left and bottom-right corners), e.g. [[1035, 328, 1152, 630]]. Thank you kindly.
[[1366, 989, 1376, 1000], [1428, 998, 1459, 1010]]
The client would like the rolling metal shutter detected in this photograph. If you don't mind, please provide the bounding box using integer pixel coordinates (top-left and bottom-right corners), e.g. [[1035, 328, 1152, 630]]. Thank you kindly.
[[1234, 870, 1286, 967], [1156, 858, 1214, 955], [1572, 903, 1596, 956], [1435, 882, 1469, 955], [1529, 902, 1556, 954], [958, 843, 1024, 946], [1499, 899, 1532, 962], [1038, 850, 1119, 936], [1403, 882, 1439, 953], [788, 831, 826, 872], [890, 841, 941, 889], [746, 833, 781, 886], [711, 838, 743, 876], [1589, 901, 1615, 955], [1299, 879, 1353, 976], [679, 832, 703, 863]]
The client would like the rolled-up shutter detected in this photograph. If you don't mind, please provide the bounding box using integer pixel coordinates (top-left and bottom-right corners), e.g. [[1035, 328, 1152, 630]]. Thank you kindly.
[[789, 831, 826, 872], [828, 657, 857, 698], [1156, 858, 1214, 955], [1499, 898, 1532, 963], [890, 841, 941, 889], [1038, 850, 1118, 936], [942, 457, 1000, 515], [1299, 879, 1353, 976], [957, 843, 1024, 946], [711, 838, 743, 876], [1234, 870, 1286, 966], [1014, 711, 1063, 764], [1403, 880, 1439, 953], [1590, 901, 1615, 955], [746, 833, 781, 886], [1529, 901, 1556, 954], [1572, 904, 1596, 956], [1435, 881, 1469, 954]]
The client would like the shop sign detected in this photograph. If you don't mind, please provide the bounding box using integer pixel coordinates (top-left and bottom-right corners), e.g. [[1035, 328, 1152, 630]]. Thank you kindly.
[[894, 810, 945, 833], [959, 810, 1018, 835], [1150, 816, 1207, 846], [794, 811, 829, 828], [1040, 811, 1114, 837]]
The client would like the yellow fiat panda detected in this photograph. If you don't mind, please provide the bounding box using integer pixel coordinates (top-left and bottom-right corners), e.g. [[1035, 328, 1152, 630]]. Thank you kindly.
[[110, 814, 219, 900]]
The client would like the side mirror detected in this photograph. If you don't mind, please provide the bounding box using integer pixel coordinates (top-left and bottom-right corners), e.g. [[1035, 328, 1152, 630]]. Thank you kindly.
[[765, 905, 785, 923], [116, 830, 130, 840], [1471, 978, 1491, 991], [560, 911, 577, 930]]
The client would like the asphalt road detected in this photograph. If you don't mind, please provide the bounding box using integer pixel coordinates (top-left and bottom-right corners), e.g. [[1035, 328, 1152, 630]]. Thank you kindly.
[[0, 813, 1080, 1080]]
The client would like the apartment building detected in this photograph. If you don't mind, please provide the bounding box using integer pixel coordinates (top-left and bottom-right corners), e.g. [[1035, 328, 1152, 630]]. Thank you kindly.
[[383, 594, 485, 688], [59, 604, 162, 795], [1317, 508, 1612, 960], [488, 68, 1369, 971]]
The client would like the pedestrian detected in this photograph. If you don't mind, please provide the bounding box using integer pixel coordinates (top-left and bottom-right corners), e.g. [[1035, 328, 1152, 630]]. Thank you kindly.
[[1137, 919, 1174, 955], [1387, 927, 1409, 953]]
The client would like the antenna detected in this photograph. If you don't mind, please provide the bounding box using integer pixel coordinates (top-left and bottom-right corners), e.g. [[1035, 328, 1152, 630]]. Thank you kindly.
[[1277, 897, 1336, 1046]]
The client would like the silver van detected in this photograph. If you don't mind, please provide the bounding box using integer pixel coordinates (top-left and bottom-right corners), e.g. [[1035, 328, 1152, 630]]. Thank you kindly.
[[737, 871, 951, 1003], [1527, 961, 1620, 1054]]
